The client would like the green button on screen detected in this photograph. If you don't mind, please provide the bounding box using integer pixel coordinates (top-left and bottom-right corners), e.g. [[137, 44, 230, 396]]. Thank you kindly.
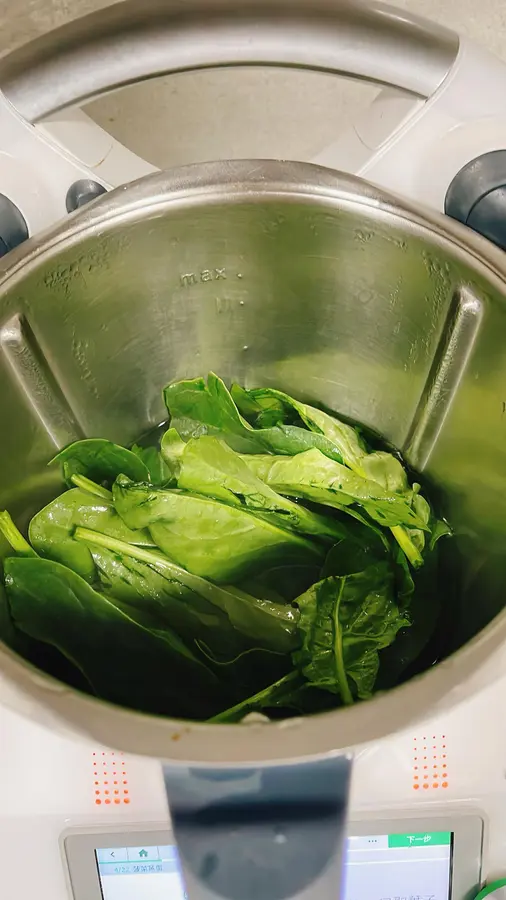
[[388, 832, 452, 848]]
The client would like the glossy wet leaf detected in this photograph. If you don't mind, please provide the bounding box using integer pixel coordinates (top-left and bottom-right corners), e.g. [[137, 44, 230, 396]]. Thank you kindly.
[[174, 434, 347, 544], [131, 444, 171, 485], [28, 488, 154, 582], [51, 438, 150, 488], [113, 476, 323, 583], [294, 563, 410, 702], [164, 373, 347, 459], [75, 529, 299, 656], [242, 449, 428, 530]]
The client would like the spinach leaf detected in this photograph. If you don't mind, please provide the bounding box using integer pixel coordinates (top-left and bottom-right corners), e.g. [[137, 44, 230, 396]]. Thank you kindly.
[[131, 444, 171, 486], [4, 556, 223, 719], [112, 476, 323, 583], [232, 384, 367, 472], [359, 452, 408, 493], [74, 527, 300, 655], [242, 449, 427, 531], [174, 435, 347, 544], [28, 488, 154, 582], [164, 374, 347, 459], [51, 438, 150, 488], [294, 563, 409, 703], [233, 385, 424, 567]]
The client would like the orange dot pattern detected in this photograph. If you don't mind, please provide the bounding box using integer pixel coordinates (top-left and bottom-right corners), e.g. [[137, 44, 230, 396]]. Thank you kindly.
[[92, 750, 130, 806], [412, 734, 448, 792]]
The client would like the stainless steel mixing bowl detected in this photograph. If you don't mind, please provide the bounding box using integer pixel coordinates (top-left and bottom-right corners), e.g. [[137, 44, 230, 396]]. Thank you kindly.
[[0, 160, 505, 765]]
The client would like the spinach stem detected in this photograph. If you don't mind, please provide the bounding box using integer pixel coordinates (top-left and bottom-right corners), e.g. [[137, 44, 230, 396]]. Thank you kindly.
[[70, 475, 113, 501], [74, 527, 171, 568], [208, 671, 300, 724], [0, 511, 37, 557], [332, 577, 354, 705], [390, 525, 423, 568]]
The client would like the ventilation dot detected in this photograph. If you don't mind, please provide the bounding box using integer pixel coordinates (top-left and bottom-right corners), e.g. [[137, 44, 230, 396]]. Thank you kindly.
[[413, 783, 419, 790], [433, 782, 439, 789], [442, 781, 448, 789], [105, 799, 111, 805], [95, 790, 100, 795], [95, 799, 102, 805], [105, 791, 109, 796], [423, 784, 429, 790], [114, 799, 120, 805], [124, 798, 130, 805]]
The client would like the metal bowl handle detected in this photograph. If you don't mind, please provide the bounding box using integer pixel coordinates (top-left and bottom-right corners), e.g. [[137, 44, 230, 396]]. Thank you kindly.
[[0, 0, 459, 124]]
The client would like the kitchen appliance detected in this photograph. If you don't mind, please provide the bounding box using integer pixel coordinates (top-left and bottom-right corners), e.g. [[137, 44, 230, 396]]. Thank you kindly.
[[2, 0, 506, 246], [1, 2, 506, 899]]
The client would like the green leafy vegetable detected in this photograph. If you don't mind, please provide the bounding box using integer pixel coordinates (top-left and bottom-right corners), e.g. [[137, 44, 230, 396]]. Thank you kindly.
[[241, 449, 427, 530], [209, 563, 409, 722], [131, 444, 171, 485], [294, 564, 409, 703], [4, 556, 222, 718], [232, 383, 367, 472], [165, 374, 349, 459], [113, 476, 323, 582], [173, 434, 347, 544], [74, 527, 299, 655], [51, 438, 150, 488], [0, 371, 449, 725], [28, 488, 154, 582]]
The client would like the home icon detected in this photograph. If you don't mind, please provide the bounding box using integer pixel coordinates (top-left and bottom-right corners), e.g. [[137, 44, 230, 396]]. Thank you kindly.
[[139, 850, 148, 858]]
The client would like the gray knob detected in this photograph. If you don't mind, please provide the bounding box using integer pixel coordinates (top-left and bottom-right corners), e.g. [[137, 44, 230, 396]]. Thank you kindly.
[[445, 150, 506, 251], [66, 179, 107, 213], [0, 194, 28, 257]]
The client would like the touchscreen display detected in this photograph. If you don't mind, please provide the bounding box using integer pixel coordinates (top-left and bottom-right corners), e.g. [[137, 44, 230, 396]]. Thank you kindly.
[[95, 831, 453, 900]]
